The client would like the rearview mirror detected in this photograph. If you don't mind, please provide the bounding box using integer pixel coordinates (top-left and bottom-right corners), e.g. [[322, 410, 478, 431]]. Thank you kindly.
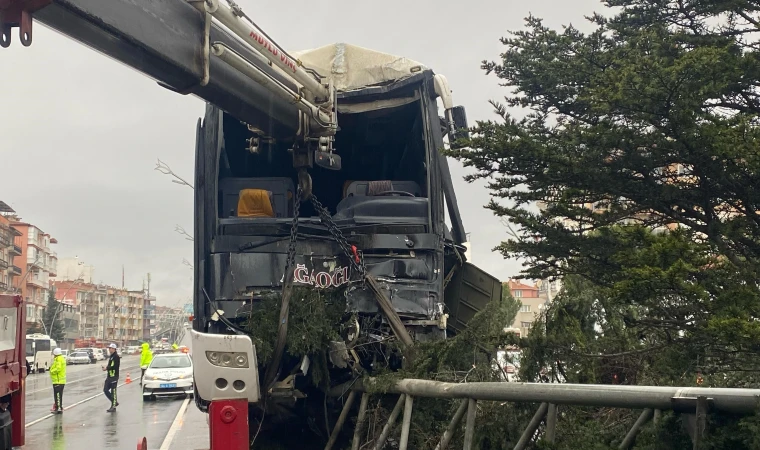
[[315, 151, 342, 170], [447, 106, 469, 149]]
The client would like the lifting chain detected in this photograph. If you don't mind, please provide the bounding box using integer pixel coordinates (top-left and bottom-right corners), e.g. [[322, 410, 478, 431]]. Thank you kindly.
[[266, 184, 414, 394], [309, 194, 366, 280], [262, 185, 302, 392], [285, 185, 303, 271], [310, 193, 415, 349]]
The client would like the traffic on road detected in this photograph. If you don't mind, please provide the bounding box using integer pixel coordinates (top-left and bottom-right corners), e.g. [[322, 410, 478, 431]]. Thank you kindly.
[[22, 334, 199, 450]]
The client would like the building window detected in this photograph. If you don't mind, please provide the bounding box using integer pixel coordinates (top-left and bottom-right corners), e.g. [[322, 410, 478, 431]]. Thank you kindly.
[[521, 321, 532, 328], [513, 290, 522, 298], [520, 305, 531, 313]]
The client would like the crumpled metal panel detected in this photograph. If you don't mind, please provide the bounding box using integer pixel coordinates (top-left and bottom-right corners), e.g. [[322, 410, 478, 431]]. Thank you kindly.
[[209, 250, 440, 319]]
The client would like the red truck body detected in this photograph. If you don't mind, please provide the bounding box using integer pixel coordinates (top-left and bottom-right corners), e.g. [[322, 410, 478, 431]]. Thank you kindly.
[[0, 294, 26, 447]]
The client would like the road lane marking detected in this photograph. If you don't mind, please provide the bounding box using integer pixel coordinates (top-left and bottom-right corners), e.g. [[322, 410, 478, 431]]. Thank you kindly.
[[27, 364, 141, 394], [25, 380, 130, 427], [160, 397, 191, 450]]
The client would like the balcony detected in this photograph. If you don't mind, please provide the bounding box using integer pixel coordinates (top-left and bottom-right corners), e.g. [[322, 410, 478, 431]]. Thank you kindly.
[[11, 265, 21, 275], [26, 277, 47, 289], [0, 258, 7, 271], [0, 225, 11, 247], [27, 256, 43, 269], [9, 245, 21, 256]]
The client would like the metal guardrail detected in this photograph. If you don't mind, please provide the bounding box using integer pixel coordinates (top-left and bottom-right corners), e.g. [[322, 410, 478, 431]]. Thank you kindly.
[[325, 378, 760, 450]]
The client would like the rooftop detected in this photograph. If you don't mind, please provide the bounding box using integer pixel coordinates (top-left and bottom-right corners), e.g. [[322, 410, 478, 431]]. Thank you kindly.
[[505, 279, 538, 291], [0, 201, 15, 214]]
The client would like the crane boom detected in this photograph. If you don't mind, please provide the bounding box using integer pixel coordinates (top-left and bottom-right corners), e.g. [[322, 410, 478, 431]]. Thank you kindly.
[[0, 0, 334, 141]]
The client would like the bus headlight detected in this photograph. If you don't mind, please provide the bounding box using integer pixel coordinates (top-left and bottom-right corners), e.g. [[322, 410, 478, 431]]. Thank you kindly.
[[205, 351, 249, 368]]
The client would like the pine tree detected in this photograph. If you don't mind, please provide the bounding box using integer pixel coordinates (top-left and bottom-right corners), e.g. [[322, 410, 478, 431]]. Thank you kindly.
[[442, 1, 760, 447], [42, 289, 66, 343]]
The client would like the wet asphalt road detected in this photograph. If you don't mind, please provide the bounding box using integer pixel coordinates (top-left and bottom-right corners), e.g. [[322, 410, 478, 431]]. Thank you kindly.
[[23, 337, 200, 449]]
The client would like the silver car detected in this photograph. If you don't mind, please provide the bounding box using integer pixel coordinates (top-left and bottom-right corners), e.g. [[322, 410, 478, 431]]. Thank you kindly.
[[142, 353, 194, 401], [66, 351, 91, 365]]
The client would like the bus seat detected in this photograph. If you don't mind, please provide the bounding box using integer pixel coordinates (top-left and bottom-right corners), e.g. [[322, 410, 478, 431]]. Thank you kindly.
[[219, 177, 294, 218], [342, 180, 355, 198], [237, 189, 275, 218], [343, 180, 422, 198]]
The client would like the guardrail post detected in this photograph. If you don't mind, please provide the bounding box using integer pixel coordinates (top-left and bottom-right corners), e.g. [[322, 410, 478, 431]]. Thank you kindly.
[[351, 393, 370, 450], [399, 395, 415, 450], [694, 396, 708, 450], [462, 399, 477, 450], [619, 408, 653, 449], [373, 394, 406, 450], [514, 402, 549, 450], [324, 390, 357, 450], [435, 399, 468, 450], [545, 403, 557, 443], [653, 409, 661, 425]]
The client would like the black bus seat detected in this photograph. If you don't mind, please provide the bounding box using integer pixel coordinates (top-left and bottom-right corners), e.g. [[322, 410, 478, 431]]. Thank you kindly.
[[343, 180, 422, 198]]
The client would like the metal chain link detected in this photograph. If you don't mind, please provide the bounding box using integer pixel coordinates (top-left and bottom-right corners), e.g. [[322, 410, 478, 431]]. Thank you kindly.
[[309, 194, 367, 279], [284, 186, 303, 274]]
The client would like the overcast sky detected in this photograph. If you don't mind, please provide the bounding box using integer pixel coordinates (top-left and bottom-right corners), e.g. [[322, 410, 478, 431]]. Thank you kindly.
[[0, 0, 601, 306]]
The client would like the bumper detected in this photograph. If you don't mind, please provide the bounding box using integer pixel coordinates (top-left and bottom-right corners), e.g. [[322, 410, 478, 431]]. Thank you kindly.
[[142, 379, 194, 396], [190, 330, 260, 403]]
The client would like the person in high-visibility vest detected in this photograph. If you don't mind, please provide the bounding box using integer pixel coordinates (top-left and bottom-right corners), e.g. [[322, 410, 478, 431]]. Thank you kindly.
[[171, 343, 179, 352], [102, 343, 120, 413], [139, 342, 153, 387], [49, 348, 66, 414]]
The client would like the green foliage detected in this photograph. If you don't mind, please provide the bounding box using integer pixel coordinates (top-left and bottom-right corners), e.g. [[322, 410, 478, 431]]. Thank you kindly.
[[244, 287, 345, 387], [357, 292, 535, 449], [444, 0, 760, 448], [501, 285, 521, 327], [42, 289, 66, 343]]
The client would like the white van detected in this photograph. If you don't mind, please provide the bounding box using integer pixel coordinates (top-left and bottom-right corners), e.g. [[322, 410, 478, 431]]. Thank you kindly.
[[25, 334, 58, 373]]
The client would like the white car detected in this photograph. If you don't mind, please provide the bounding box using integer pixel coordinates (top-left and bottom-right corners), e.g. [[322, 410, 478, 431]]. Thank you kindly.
[[142, 353, 194, 401], [66, 351, 91, 365]]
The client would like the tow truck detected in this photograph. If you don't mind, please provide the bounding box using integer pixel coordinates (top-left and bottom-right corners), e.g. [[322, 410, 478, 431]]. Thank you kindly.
[[1, 1, 502, 448]]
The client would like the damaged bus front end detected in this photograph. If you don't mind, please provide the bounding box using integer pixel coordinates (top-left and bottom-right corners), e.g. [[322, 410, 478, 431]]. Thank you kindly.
[[191, 43, 502, 442]]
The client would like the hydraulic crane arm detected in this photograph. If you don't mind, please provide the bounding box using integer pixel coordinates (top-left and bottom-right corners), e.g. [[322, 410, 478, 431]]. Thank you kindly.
[[0, 0, 336, 142]]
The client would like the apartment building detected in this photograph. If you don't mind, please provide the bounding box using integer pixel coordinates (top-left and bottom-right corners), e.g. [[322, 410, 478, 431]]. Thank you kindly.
[[507, 279, 548, 338], [58, 302, 80, 349], [0, 201, 23, 294], [97, 287, 144, 346], [143, 294, 156, 341], [52, 279, 147, 346], [9, 218, 58, 327]]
